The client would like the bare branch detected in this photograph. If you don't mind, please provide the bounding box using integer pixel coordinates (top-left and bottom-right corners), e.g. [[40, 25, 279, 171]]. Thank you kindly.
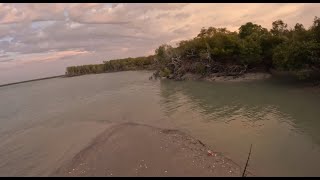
[[242, 144, 253, 177]]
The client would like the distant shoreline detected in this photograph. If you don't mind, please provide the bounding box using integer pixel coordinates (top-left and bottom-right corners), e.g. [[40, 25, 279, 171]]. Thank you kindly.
[[0, 75, 65, 88]]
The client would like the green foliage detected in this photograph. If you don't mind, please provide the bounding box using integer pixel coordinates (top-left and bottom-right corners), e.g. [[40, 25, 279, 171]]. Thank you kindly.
[[271, 20, 289, 36], [67, 17, 320, 80], [153, 17, 320, 80], [273, 40, 320, 77], [311, 16, 320, 43], [66, 55, 155, 76], [159, 67, 171, 77], [239, 35, 262, 66], [155, 44, 174, 68], [239, 22, 268, 39]]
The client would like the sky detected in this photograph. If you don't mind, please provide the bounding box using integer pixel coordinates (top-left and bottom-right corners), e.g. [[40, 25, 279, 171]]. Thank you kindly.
[[0, 3, 320, 84]]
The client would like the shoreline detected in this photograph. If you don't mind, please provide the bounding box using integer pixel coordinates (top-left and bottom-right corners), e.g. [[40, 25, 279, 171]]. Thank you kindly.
[[0, 75, 65, 88], [2, 70, 319, 90], [179, 72, 272, 82]]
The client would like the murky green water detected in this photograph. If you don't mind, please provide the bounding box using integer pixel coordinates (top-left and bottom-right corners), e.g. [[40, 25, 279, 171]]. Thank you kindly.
[[0, 71, 320, 176]]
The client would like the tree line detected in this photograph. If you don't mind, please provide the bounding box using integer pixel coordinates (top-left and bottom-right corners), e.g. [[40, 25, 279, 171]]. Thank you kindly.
[[153, 17, 320, 80], [66, 17, 320, 80], [65, 55, 155, 76]]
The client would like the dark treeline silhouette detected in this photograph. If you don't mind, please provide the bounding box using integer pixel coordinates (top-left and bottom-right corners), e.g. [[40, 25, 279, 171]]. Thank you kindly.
[[65, 55, 155, 76], [66, 17, 320, 80]]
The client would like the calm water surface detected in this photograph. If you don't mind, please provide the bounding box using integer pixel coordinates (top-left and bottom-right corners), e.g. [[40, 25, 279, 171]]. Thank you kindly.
[[0, 71, 320, 176]]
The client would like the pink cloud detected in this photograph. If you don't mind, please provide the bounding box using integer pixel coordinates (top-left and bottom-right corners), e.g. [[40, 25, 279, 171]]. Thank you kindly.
[[18, 50, 90, 63], [0, 50, 90, 69]]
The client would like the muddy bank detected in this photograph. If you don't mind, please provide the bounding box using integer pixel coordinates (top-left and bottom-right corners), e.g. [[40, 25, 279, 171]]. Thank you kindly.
[[0, 75, 65, 88], [179, 73, 272, 82], [52, 122, 249, 177]]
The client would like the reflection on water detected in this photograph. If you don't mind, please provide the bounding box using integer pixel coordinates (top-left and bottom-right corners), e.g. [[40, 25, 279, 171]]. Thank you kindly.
[[0, 71, 320, 176], [159, 79, 320, 176]]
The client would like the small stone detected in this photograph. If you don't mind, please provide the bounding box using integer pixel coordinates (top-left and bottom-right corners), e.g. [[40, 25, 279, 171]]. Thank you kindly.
[[164, 170, 168, 173]]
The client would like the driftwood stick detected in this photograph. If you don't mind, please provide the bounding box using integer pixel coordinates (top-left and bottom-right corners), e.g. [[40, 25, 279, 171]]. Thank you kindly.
[[242, 144, 252, 177]]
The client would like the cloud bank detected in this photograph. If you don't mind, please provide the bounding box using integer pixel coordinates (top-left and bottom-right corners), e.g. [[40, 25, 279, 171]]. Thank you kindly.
[[0, 3, 319, 82]]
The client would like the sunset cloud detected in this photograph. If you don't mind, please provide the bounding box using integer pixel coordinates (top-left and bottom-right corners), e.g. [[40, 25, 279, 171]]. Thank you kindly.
[[0, 3, 319, 82], [0, 50, 90, 70]]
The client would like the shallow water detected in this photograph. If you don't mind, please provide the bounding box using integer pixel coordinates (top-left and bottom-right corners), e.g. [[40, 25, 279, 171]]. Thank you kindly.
[[0, 71, 320, 176]]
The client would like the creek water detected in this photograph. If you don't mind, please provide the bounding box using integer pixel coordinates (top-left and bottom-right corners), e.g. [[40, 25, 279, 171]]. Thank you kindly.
[[0, 71, 319, 176]]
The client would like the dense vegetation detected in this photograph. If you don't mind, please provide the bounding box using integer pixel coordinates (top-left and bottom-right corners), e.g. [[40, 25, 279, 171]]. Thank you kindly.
[[66, 17, 320, 80], [153, 17, 320, 80], [65, 55, 155, 76]]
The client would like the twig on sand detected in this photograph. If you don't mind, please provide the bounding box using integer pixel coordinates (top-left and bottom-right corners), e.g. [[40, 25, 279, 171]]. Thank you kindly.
[[242, 144, 252, 177], [198, 139, 206, 147]]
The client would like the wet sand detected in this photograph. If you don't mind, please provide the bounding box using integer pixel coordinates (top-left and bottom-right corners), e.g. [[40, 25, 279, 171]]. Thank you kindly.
[[52, 122, 247, 177]]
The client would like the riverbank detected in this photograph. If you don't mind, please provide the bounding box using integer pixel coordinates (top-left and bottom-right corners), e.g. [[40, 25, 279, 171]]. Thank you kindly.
[[0, 75, 65, 88], [161, 70, 320, 89], [179, 72, 272, 82], [52, 122, 247, 177]]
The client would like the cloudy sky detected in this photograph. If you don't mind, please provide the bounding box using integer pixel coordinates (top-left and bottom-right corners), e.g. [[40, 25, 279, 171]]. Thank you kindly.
[[0, 3, 319, 84]]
